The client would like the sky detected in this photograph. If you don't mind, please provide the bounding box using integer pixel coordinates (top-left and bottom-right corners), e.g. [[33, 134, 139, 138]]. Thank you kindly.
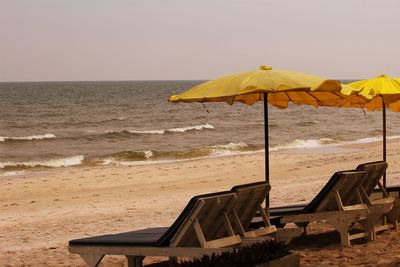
[[1, 0, 400, 82]]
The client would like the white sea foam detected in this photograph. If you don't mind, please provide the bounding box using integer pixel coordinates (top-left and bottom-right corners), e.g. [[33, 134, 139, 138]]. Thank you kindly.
[[107, 123, 215, 135], [128, 129, 165, 134], [269, 135, 400, 152], [207, 142, 250, 157], [210, 142, 248, 150], [348, 137, 383, 144], [0, 155, 84, 169], [100, 158, 178, 167], [143, 150, 153, 159], [167, 123, 215, 133], [270, 138, 335, 151], [0, 133, 56, 142], [0, 171, 26, 177]]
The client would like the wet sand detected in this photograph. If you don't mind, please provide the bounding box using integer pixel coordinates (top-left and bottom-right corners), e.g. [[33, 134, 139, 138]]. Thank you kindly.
[[1, 140, 400, 266]]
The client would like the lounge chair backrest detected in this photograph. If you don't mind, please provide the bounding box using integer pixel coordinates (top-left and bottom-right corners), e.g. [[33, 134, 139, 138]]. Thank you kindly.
[[157, 191, 240, 248], [356, 161, 388, 195], [303, 170, 367, 213], [231, 182, 271, 230]]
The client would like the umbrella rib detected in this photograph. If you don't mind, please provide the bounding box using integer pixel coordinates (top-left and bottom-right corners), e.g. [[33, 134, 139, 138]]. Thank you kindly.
[[392, 79, 400, 89], [301, 91, 321, 103], [332, 92, 351, 107]]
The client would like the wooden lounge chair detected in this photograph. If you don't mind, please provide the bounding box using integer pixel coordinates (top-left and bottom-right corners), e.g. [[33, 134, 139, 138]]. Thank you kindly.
[[69, 191, 241, 267], [230, 182, 277, 239], [274, 170, 372, 246], [355, 161, 394, 237]]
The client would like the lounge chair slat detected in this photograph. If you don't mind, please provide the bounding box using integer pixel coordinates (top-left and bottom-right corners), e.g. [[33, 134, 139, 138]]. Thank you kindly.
[[231, 182, 276, 239], [201, 235, 242, 249], [169, 199, 206, 247]]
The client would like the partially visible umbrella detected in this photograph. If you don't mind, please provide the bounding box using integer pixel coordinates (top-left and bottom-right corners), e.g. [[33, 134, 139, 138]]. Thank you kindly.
[[169, 66, 360, 207], [344, 75, 400, 111], [343, 75, 400, 187]]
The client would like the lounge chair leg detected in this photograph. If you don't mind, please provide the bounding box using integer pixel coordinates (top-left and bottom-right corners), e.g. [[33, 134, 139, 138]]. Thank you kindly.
[[339, 230, 350, 246], [127, 256, 144, 267], [357, 219, 374, 241], [329, 218, 350, 246], [392, 219, 399, 231], [80, 253, 104, 267]]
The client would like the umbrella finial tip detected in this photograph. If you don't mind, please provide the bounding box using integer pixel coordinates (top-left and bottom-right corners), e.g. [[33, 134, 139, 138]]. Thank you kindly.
[[259, 65, 272, 70], [378, 74, 388, 78]]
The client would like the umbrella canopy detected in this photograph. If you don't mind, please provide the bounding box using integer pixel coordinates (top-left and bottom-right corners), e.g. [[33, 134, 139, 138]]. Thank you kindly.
[[343, 75, 400, 187], [169, 66, 348, 108], [343, 75, 400, 111], [169, 66, 357, 207]]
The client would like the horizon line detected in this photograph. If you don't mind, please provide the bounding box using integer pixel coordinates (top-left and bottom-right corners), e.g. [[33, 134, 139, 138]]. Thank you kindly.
[[0, 79, 207, 83], [0, 78, 359, 83]]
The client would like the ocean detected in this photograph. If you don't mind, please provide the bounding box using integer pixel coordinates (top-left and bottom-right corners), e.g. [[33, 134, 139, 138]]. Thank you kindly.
[[1, 80, 399, 175]]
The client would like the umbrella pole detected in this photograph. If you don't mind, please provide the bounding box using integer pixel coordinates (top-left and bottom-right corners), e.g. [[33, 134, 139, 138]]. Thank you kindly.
[[382, 98, 387, 188], [264, 93, 270, 209]]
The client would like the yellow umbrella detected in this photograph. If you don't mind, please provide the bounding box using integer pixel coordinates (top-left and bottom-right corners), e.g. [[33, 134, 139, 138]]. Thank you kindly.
[[169, 65, 347, 108], [344, 75, 400, 111], [169, 66, 359, 206], [344, 75, 400, 187]]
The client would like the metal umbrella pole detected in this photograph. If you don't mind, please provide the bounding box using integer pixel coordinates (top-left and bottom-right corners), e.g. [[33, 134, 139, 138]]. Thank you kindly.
[[382, 96, 387, 188], [264, 92, 270, 209]]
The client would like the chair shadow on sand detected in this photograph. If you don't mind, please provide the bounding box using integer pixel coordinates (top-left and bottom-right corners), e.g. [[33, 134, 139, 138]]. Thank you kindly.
[[287, 222, 370, 249]]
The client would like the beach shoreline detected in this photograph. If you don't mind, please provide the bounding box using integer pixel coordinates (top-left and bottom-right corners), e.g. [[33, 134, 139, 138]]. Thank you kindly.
[[1, 139, 400, 266]]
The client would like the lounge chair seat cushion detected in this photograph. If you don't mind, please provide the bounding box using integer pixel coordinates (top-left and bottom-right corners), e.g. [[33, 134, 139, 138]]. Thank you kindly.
[[270, 204, 304, 216], [69, 227, 169, 247]]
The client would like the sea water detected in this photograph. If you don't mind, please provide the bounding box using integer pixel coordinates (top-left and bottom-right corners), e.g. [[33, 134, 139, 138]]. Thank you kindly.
[[1, 80, 399, 173]]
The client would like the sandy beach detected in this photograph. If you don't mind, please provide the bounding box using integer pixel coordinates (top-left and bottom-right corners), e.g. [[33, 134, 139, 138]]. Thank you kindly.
[[2, 140, 400, 266]]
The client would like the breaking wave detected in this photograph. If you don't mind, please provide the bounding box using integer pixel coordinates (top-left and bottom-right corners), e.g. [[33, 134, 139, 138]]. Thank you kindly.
[[0, 155, 84, 170], [270, 138, 336, 151], [0, 133, 56, 143], [270, 135, 400, 151], [94, 142, 261, 166], [3, 135, 400, 172], [105, 123, 215, 135], [0, 142, 256, 171]]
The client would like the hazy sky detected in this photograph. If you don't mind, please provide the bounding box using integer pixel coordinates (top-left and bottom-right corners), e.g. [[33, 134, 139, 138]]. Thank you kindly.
[[1, 0, 400, 82]]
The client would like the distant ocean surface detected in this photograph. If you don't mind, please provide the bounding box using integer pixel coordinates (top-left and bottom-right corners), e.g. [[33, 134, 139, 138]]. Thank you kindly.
[[1, 80, 400, 175]]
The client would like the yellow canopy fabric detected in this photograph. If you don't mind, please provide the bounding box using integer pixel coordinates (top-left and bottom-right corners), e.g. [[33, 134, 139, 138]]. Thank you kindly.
[[344, 75, 400, 111], [169, 66, 354, 108]]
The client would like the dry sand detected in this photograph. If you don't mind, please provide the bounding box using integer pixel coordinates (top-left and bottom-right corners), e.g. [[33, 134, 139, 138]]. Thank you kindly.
[[1, 140, 400, 266]]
